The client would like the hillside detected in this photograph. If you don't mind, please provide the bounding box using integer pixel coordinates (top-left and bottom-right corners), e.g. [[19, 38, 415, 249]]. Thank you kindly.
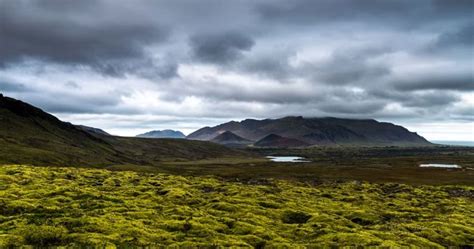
[[188, 116, 431, 146], [136, 129, 185, 139], [254, 134, 309, 148], [75, 125, 111, 136], [210, 131, 252, 147], [0, 94, 249, 167]]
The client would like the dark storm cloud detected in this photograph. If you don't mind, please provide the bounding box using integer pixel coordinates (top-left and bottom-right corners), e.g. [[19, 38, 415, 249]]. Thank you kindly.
[[311, 48, 392, 85], [0, 77, 30, 93], [434, 24, 474, 49], [369, 89, 461, 108], [233, 45, 393, 86], [190, 32, 255, 63], [0, 0, 472, 135], [256, 0, 472, 27], [237, 49, 297, 80], [316, 88, 387, 114], [431, 0, 474, 15], [394, 72, 474, 91], [403, 93, 460, 108], [0, 0, 171, 78], [19, 90, 126, 114], [162, 76, 318, 104], [257, 0, 411, 24]]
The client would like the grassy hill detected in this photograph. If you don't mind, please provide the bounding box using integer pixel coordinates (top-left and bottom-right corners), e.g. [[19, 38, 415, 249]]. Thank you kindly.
[[1, 165, 472, 247], [0, 94, 250, 167]]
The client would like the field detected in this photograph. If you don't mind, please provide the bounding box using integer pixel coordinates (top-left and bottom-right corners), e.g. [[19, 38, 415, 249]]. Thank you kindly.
[[134, 146, 474, 186], [1, 165, 473, 247]]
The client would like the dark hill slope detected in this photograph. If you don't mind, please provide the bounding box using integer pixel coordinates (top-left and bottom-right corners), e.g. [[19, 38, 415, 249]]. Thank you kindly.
[[75, 125, 111, 136], [188, 116, 431, 146], [254, 134, 309, 148], [0, 94, 249, 167], [211, 131, 252, 147]]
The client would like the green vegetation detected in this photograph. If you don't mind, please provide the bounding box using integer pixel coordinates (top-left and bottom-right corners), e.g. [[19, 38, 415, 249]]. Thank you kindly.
[[1, 165, 473, 247]]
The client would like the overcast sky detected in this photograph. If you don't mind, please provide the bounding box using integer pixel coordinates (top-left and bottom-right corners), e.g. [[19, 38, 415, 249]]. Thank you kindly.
[[0, 0, 473, 140]]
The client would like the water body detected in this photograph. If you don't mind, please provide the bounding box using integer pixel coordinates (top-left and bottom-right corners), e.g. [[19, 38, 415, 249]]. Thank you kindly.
[[419, 163, 461, 169], [266, 156, 310, 162], [431, 140, 474, 147]]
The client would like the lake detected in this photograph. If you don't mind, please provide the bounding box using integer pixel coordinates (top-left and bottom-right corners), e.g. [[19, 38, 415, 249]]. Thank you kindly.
[[266, 156, 310, 162], [419, 163, 461, 169]]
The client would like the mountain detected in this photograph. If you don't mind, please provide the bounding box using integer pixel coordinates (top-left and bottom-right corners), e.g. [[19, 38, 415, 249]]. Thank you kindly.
[[75, 125, 110, 136], [254, 134, 309, 148], [187, 116, 431, 146], [210, 131, 252, 147], [137, 130, 185, 139], [0, 94, 250, 167]]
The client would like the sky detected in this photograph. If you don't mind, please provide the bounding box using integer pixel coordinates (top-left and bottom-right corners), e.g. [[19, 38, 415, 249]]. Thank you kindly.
[[0, 0, 473, 141]]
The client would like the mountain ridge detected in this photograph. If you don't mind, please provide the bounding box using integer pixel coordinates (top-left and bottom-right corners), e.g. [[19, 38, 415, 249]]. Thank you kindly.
[[187, 116, 431, 147]]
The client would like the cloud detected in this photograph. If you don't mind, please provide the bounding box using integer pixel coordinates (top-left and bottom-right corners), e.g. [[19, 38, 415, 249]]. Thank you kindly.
[[0, 0, 472, 140], [369, 89, 461, 108], [434, 24, 474, 49], [309, 47, 392, 85], [256, 0, 471, 28], [0, 80, 29, 93], [393, 71, 473, 91], [0, 0, 172, 78], [190, 32, 255, 63]]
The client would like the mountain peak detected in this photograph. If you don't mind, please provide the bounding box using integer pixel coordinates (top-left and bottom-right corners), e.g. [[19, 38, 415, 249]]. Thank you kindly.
[[211, 131, 252, 147]]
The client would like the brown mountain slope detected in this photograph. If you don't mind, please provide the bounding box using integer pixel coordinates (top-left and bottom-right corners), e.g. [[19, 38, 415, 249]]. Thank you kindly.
[[254, 134, 309, 148], [210, 131, 252, 147]]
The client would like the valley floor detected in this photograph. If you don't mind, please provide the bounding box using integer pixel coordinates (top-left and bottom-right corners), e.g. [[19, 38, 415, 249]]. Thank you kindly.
[[1, 165, 473, 247]]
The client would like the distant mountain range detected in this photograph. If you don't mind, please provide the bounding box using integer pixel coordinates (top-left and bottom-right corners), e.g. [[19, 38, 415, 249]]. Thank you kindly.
[[187, 116, 431, 147], [137, 130, 185, 139]]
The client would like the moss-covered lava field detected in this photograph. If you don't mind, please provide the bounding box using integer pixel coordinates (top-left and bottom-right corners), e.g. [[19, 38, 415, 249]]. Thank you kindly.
[[1, 165, 473, 247]]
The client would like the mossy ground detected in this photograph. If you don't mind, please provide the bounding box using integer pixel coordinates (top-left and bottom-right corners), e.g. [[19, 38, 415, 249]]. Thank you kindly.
[[1, 165, 473, 247]]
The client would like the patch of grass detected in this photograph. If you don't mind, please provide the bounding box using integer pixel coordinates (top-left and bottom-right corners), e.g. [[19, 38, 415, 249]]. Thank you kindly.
[[0, 165, 473, 247]]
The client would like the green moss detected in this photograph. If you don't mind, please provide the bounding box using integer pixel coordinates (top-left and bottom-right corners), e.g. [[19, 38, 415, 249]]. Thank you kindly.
[[0, 165, 473, 247], [15, 225, 68, 246]]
